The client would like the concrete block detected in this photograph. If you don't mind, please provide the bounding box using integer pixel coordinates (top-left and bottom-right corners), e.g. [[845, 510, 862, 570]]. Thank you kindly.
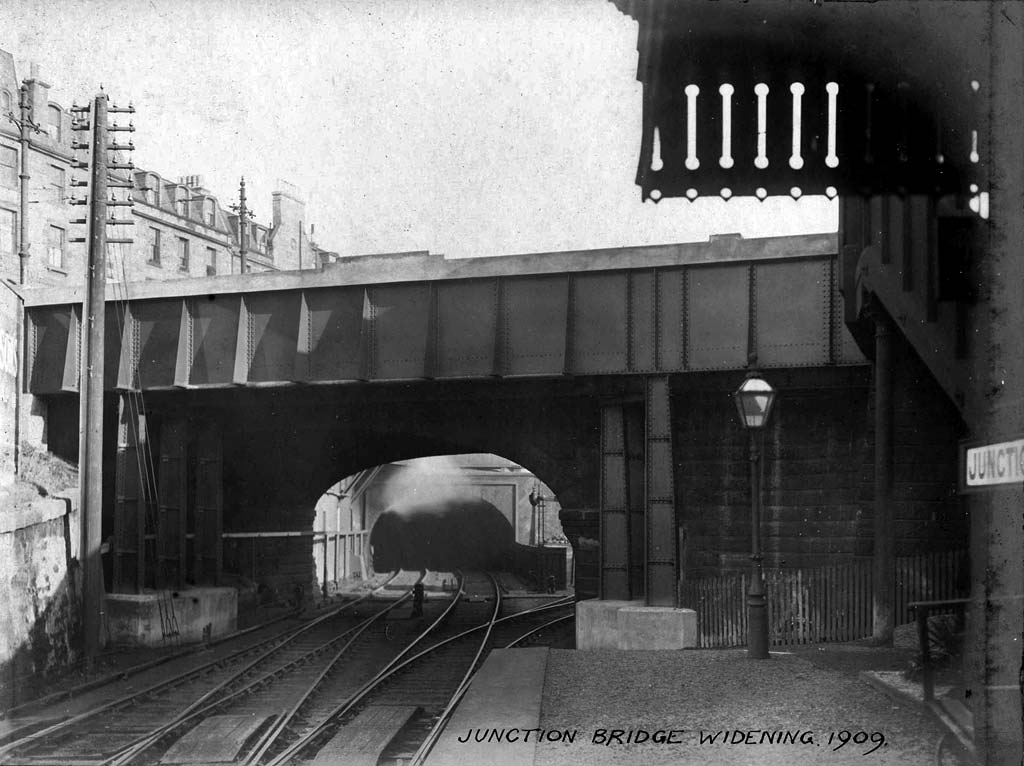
[[616, 606, 697, 650], [106, 587, 237, 647], [575, 599, 642, 649]]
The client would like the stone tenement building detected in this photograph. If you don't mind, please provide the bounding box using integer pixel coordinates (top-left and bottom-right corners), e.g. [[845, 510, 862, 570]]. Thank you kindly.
[[0, 48, 318, 289]]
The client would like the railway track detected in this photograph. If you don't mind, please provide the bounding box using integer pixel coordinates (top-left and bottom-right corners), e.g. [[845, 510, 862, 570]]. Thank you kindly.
[[0, 573, 411, 766], [1, 572, 574, 766], [260, 572, 574, 766]]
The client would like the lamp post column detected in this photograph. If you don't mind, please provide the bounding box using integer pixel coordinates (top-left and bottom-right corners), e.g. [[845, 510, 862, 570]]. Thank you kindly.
[[747, 429, 768, 659]]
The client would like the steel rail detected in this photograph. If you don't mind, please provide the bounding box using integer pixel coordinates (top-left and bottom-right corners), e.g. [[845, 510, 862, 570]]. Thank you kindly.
[[406, 594, 575, 765], [0, 572, 402, 763], [240, 572, 439, 766], [259, 571, 474, 766], [502, 612, 575, 648], [106, 593, 413, 766], [100, 572, 414, 766], [407, 572, 502, 766], [0, 609, 298, 723], [404, 609, 576, 766]]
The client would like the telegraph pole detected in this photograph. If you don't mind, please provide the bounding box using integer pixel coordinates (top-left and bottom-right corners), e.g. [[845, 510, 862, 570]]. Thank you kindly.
[[233, 177, 250, 274], [78, 92, 108, 664], [69, 91, 135, 665], [5, 82, 41, 283], [15, 85, 36, 285], [5, 83, 41, 480]]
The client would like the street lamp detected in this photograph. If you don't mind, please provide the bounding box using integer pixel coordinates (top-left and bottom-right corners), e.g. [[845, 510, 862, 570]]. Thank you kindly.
[[733, 370, 776, 659]]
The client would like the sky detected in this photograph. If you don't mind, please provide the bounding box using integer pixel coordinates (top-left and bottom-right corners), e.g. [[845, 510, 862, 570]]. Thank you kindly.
[[4, 0, 836, 260]]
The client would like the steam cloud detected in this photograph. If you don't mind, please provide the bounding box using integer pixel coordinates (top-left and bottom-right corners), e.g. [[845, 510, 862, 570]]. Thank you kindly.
[[379, 454, 483, 513]]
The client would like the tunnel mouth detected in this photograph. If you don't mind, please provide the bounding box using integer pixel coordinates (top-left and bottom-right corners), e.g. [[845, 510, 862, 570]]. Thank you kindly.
[[313, 454, 572, 596]]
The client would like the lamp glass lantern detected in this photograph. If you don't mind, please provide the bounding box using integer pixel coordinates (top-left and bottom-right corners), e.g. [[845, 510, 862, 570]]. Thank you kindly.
[[733, 372, 776, 430]]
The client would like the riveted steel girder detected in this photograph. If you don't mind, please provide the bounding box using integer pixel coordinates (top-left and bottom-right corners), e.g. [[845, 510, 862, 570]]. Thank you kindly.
[[23, 243, 864, 394]]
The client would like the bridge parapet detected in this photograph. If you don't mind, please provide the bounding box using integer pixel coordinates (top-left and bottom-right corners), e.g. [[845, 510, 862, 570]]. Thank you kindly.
[[22, 235, 864, 393]]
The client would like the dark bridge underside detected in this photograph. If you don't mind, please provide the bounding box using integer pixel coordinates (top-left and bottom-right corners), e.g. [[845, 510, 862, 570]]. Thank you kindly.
[[42, 366, 887, 606]]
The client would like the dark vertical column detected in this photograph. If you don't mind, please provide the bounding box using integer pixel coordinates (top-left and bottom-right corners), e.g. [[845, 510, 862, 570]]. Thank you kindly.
[[624, 404, 646, 600], [157, 418, 189, 589], [645, 376, 678, 607], [600, 405, 630, 600], [193, 420, 223, 585], [872, 307, 894, 644], [113, 395, 145, 593], [975, 4, 1024, 760], [80, 93, 108, 661]]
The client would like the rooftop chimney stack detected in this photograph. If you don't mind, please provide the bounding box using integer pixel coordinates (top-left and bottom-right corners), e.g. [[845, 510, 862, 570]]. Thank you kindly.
[[23, 62, 50, 121], [271, 180, 310, 270]]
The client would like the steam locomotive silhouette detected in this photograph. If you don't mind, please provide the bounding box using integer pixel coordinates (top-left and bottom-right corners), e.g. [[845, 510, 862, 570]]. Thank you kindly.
[[369, 497, 515, 573]]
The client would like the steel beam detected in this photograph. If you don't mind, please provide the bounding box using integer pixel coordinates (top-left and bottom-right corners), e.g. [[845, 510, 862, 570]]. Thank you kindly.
[[113, 394, 146, 593], [294, 291, 311, 381], [115, 303, 137, 390], [232, 296, 251, 385], [174, 299, 191, 387], [625, 403, 646, 598], [193, 420, 223, 585], [645, 376, 678, 606], [24, 250, 866, 394], [61, 306, 79, 392], [156, 418, 189, 589], [599, 405, 630, 600], [191, 294, 242, 386]]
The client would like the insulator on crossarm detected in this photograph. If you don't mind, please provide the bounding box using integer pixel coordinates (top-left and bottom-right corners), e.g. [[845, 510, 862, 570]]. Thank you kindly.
[[109, 161, 135, 170], [71, 139, 90, 150], [71, 159, 89, 169], [69, 197, 89, 206], [70, 179, 88, 187], [109, 103, 135, 114], [71, 120, 91, 131], [108, 122, 135, 132], [108, 141, 134, 152]]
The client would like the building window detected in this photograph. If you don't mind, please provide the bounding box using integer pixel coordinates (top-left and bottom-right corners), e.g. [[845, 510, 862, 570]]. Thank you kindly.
[[206, 247, 217, 276], [178, 237, 189, 272], [47, 225, 65, 270], [176, 189, 188, 218], [205, 199, 216, 227], [0, 145, 16, 188], [49, 165, 65, 203], [149, 228, 161, 265], [46, 104, 62, 142], [1, 90, 11, 114], [0, 210, 16, 260]]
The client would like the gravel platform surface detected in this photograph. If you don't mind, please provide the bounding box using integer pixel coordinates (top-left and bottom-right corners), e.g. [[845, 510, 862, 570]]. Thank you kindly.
[[536, 648, 946, 766]]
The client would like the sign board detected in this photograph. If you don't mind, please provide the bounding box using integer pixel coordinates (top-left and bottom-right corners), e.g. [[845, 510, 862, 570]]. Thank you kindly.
[[959, 436, 1024, 493]]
